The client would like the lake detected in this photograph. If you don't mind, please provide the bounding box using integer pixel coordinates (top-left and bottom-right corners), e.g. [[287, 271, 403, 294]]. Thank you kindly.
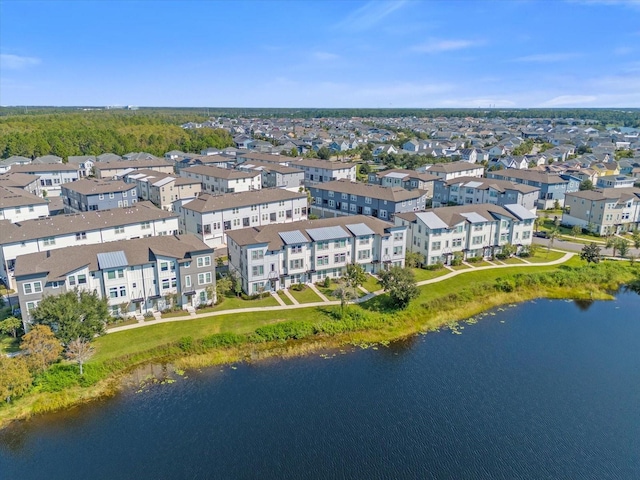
[[1, 293, 639, 479]]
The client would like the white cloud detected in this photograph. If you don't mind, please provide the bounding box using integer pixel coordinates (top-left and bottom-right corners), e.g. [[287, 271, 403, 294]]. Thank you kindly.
[[336, 0, 407, 31], [411, 39, 479, 54], [313, 51, 340, 61], [0, 53, 41, 70], [514, 52, 582, 63], [541, 95, 598, 107]]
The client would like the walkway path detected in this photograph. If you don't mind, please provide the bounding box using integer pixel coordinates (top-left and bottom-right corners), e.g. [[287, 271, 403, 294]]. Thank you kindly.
[[106, 250, 576, 334], [308, 283, 330, 302], [270, 291, 286, 307]]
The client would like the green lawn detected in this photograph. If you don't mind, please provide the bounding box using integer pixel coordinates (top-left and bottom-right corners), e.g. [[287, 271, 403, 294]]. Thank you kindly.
[[288, 286, 322, 304], [276, 291, 294, 306], [450, 264, 471, 271], [503, 257, 526, 265], [93, 307, 330, 362], [202, 294, 279, 313], [0, 334, 20, 354], [525, 250, 565, 263], [411, 268, 449, 282], [361, 275, 381, 293]]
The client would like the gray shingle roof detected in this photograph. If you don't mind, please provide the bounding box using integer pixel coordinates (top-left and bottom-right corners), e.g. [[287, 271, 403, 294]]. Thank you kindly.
[[181, 189, 306, 213]]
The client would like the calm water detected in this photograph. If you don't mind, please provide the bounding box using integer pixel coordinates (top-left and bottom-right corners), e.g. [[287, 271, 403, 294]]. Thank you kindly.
[[1, 293, 640, 480]]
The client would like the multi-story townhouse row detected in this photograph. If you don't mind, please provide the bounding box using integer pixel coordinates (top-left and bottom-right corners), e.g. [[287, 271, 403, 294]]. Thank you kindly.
[[395, 204, 536, 266], [93, 159, 175, 179], [60, 177, 137, 213], [432, 176, 540, 212], [176, 189, 308, 248], [15, 234, 215, 330], [421, 161, 485, 181], [367, 169, 439, 197], [235, 152, 291, 166], [180, 165, 262, 194], [595, 175, 636, 189], [486, 169, 580, 209], [0, 186, 50, 223], [123, 169, 201, 211], [0, 172, 42, 196], [236, 161, 305, 190], [10, 163, 80, 197], [67, 155, 96, 178], [289, 158, 356, 187], [0, 201, 179, 288], [310, 179, 428, 221], [226, 215, 407, 294], [562, 188, 640, 235]]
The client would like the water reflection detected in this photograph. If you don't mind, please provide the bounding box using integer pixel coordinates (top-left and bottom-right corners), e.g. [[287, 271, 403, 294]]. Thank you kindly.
[[573, 298, 594, 311]]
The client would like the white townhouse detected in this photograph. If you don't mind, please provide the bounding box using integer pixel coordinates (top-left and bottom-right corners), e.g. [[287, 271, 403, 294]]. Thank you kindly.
[[395, 204, 535, 266], [0, 201, 179, 289], [180, 165, 262, 194], [176, 189, 308, 248], [226, 215, 407, 294], [0, 186, 50, 223], [10, 163, 80, 197], [15, 234, 215, 328], [290, 158, 357, 187], [420, 161, 485, 181]]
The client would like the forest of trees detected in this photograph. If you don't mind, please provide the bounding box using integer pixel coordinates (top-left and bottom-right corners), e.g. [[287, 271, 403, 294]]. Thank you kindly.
[[0, 110, 233, 159]]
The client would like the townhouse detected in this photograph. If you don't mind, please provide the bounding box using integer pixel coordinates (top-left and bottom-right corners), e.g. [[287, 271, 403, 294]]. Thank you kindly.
[[123, 169, 201, 211], [562, 188, 640, 235], [486, 169, 580, 209], [176, 189, 308, 248], [180, 164, 262, 194], [0, 186, 50, 222], [0, 201, 179, 288], [395, 204, 536, 266], [236, 161, 305, 190], [291, 158, 356, 186], [421, 161, 485, 180], [60, 177, 137, 213], [226, 215, 407, 294], [93, 159, 175, 179], [10, 163, 80, 197], [368, 169, 439, 197], [0, 172, 41, 196], [432, 176, 540, 212], [15, 234, 215, 328], [310, 179, 428, 221], [595, 175, 636, 189]]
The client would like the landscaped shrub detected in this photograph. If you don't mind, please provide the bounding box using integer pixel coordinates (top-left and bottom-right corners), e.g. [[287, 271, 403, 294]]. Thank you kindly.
[[466, 256, 482, 263], [495, 277, 515, 292], [178, 336, 194, 352], [34, 364, 79, 392], [423, 262, 444, 271], [254, 321, 316, 341], [291, 283, 306, 292], [323, 276, 332, 288]]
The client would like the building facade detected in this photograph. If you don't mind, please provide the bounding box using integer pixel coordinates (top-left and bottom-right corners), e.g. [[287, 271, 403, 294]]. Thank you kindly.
[[486, 169, 580, 209], [124, 169, 201, 211], [15, 235, 215, 328], [562, 188, 640, 235], [226, 215, 407, 294], [10, 164, 80, 197], [180, 165, 262, 194], [60, 178, 137, 213]]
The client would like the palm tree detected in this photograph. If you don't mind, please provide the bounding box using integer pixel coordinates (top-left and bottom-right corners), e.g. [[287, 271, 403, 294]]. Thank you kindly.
[[605, 236, 617, 257], [547, 228, 559, 254]]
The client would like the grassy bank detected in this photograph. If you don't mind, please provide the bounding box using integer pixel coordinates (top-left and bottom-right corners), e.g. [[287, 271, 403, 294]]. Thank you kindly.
[[1, 259, 638, 429]]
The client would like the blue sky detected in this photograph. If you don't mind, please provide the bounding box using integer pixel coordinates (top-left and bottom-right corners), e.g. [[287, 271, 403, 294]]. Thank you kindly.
[[1, 0, 639, 108]]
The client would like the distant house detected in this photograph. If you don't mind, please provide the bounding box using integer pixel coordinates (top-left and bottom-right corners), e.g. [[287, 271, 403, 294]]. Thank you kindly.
[[93, 159, 174, 179], [181, 164, 262, 194], [368, 169, 439, 197], [124, 169, 201, 211], [596, 175, 637, 189], [236, 161, 305, 190], [486, 169, 580, 209], [291, 158, 356, 187], [67, 155, 96, 177], [0, 186, 50, 223], [421, 161, 485, 181], [0, 156, 32, 174], [9, 163, 80, 197], [562, 188, 640, 235]]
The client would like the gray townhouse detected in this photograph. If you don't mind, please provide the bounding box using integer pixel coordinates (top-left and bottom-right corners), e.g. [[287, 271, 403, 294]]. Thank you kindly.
[[290, 158, 356, 187], [124, 169, 201, 211], [0, 172, 41, 196], [310, 179, 428, 221], [368, 169, 439, 197], [236, 161, 305, 190], [15, 234, 215, 328], [10, 163, 80, 197], [432, 176, 540, 212], [486, 169, 580, 209], [60, 177, 138, 213], [180, 165, 262, 194], [421, 161, 485, 180], [93, 159, 175, 179]]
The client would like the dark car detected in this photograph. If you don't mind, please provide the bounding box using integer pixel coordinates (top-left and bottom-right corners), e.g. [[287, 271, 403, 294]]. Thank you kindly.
[[534, 231, 549, 239]]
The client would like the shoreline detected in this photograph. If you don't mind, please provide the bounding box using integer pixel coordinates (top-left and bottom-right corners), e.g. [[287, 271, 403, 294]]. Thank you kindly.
[[0, 260, 636, 430]]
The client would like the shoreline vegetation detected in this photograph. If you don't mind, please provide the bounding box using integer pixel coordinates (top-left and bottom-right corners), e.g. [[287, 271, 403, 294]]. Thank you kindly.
[[1, 258, 638, 430]]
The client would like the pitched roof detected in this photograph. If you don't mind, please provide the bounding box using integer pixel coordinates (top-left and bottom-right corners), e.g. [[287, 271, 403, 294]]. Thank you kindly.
[[61, 177, 136, 195], [181, 188, 306, 213], [292, 158, 356, 170], [0, 186, 48, 209], [182, 165, 260, 180], [313, 179, 426, 202], [426, 161, 484, 174], [397, 203, 520, 228], [11, 163, 78, 173], [226, 215, 398, 250], [14, 234, 210, 279], [1, 201, 177, 244], [93, 159, 173, 171], [442, 176, 539, 194]]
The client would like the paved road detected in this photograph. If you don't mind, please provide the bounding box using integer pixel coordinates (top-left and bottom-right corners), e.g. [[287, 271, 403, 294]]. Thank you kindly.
[[533, 237, 640, 257], [106, 250, 575, 334]]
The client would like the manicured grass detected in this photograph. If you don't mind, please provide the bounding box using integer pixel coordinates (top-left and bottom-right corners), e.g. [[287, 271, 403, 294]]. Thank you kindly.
[[93, 306, 330, 362], [471, 261, 493, 267], [207, 294, 279, 312], [288, 286, 322, 304], [525, 250, 565, 263], [450, 264, 471, 270], [0, 334, 20, 354], [276, 291, 294, 306], [361, 275, 381, 293], [411, 267, 449, 282], [503, 257, 526, 265]]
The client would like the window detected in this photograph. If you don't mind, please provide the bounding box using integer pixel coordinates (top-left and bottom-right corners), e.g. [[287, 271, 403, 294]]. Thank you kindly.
[[23, 281, 42, 295], [350, 194, 357, 201], [317, 241, 329, 250], [289, 259, 303, 269], [365, 197, 372, 204], [114, 226, 125, 234], [198, 272, 212, 284], [334, 253, 346, 263], [252, 266, 264, 276], [197, 256, 211, 267], [357, 249, 371, 260], [141, 221, 150, 230], [358, 237, 370, 245], [334, 239, 346, 248], [171, 278, 177, 288], [43, 237, 56, 246], [393, 246, 403, 255], [393, 232, 403, 241], [523, 231, 531, 240], [316, 255, 329, 266], [68, 276, 76, 286], [160, 262, 169, 272], [99, 193, 104, 200], [328, 200, 335, 208], [109, 287, 118, 298], [328, 191, 334, 198], [185, 275, 191, 287], [341, 193, 348, 200], [251, 250, 264, 260], [452, 238, 462, 248], [162, 279, 170, 289], [472, 235, 483, 245], [77, 274, 87, 284], [432, 241, 441, 250], [291, 245, 302, 254], [26, 301, 38, 313], [76, 232, 87, 240]]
